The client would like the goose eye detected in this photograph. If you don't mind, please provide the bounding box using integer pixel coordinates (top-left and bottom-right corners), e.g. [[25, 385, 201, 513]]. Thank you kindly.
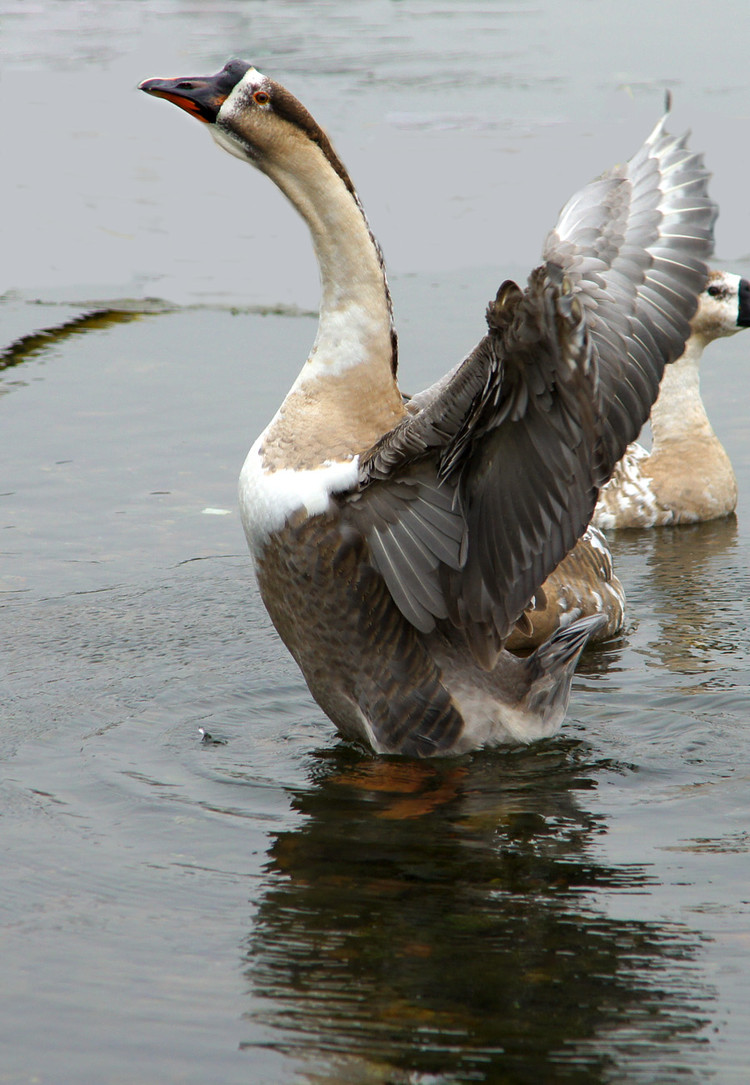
[[253, 89, 270, 105]]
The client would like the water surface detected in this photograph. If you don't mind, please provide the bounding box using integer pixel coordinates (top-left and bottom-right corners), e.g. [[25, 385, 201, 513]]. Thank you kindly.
[[2, 2, 750, 1082]]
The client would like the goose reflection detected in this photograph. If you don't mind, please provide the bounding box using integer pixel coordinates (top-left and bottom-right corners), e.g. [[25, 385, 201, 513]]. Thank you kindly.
[[612, 516, 741, 680], [240, 745, 712, 1082]]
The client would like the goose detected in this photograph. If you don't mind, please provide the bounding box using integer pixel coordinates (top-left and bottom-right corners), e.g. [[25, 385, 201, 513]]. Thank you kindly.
[[593, 269, 750, 529], [504, 523, 624, 650], [508, 268, 750, 648], [139, 60, 715, 756]]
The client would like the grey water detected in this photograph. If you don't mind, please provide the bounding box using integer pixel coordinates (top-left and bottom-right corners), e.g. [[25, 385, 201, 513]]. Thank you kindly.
[[2, 2, 750, 1082]]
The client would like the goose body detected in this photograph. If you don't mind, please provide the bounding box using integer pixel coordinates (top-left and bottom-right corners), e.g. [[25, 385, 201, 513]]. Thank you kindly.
[[593, 270, 750, 529], [140, 61, 715, 756]]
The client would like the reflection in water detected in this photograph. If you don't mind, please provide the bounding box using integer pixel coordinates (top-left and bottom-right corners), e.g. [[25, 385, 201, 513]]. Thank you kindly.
[[613, 517, 743, 679], [645, 518, 741, 678], [1, 2, 748, 1080], [241, 746, 712, 1083]]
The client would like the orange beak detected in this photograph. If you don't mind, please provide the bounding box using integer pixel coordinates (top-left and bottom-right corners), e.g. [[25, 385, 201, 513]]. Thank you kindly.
[[139, 60, 252, 124]]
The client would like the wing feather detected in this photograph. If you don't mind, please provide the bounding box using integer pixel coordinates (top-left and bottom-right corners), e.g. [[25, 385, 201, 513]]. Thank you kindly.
[[346, 111, 715, 665]]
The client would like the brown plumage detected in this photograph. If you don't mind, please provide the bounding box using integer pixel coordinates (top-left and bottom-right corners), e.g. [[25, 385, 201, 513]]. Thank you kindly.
[[140, 60, 716, 755]]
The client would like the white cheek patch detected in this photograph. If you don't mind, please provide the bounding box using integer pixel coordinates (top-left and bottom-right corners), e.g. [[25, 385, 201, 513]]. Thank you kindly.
[[697, 272, 743, 337], [213, 66, 271, 161], [240, 66, 266, 90], [218, 66, 267, 121]]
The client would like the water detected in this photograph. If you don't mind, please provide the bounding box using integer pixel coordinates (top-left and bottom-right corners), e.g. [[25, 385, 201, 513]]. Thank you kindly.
[[2, 2, 750, 1082]]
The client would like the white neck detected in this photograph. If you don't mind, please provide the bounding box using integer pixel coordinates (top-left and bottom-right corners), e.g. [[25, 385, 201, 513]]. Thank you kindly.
[[261, 142, 396, 389], [650, 336, 715, 450]]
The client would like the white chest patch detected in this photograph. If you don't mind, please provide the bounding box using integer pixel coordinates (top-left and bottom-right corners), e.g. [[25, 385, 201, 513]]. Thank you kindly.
[[238, 434, 360, 558]]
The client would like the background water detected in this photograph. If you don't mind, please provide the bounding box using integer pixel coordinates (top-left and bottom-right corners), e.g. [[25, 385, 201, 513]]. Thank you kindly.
[[2, 2, 750, 1082]]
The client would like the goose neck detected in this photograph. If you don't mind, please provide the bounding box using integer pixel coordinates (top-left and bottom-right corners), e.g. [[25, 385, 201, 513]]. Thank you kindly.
[[650, 338, 714, 449], [264, 147, 397, 385]]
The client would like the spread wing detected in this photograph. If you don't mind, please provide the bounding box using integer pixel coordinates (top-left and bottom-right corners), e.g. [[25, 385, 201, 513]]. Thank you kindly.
[[543, 112, 717, 469], [343, 113, 716, 667]]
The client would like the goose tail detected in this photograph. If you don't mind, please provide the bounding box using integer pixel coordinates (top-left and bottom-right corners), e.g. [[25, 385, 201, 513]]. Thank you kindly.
[[520, 613, 607, 735]]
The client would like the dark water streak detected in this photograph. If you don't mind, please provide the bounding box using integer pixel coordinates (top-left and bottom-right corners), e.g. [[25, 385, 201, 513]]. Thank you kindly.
[[2, 2, 750, 1082]]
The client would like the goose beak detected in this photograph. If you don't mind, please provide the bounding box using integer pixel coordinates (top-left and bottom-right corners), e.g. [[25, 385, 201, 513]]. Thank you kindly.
[[737, 278, 750, 328], [139, 60, 251, 124]]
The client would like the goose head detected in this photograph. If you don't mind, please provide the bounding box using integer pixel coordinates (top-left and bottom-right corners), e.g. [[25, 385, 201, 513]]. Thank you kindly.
[[140, 59, 399, 384], [139, 60, 356, 195], [690, 269, 750, 344]]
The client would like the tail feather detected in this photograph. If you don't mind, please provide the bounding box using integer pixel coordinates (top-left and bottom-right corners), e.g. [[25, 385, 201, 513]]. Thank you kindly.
[[522, 613, 606, 732]]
